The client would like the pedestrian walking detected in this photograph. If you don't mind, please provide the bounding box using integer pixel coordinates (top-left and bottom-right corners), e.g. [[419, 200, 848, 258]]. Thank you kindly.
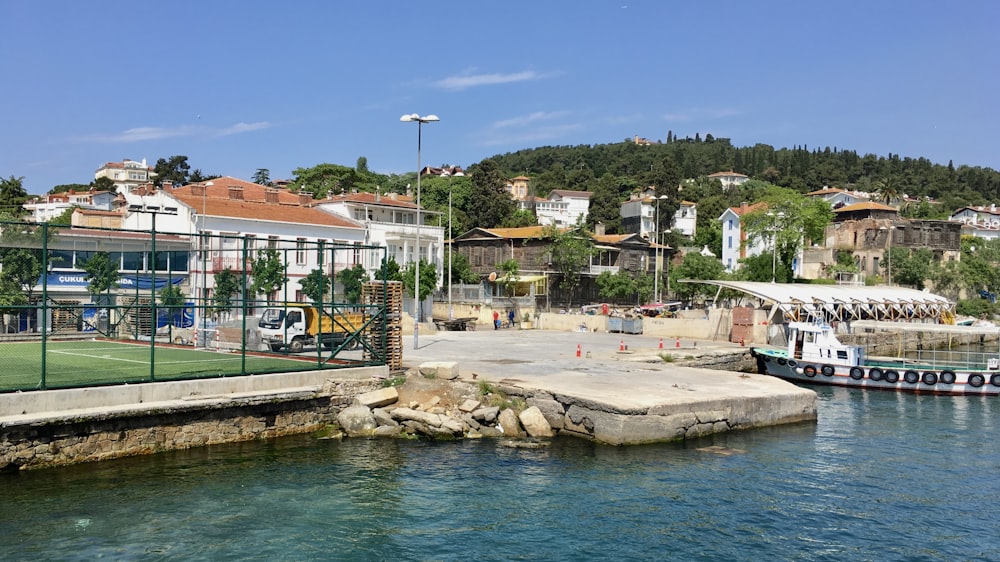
[[508, 309, 515, 329], [493, 310, 500, 330]]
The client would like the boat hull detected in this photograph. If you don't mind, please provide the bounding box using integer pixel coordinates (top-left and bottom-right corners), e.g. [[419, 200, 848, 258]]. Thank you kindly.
[[752, 348, 1000, 396]]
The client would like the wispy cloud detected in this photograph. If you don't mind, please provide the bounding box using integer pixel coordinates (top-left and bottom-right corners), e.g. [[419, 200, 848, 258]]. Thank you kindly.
[[492, 111, 570, 129], [662, 107, 741, 122], [81, 121, 273, 143], [432, 70, 545, 91]]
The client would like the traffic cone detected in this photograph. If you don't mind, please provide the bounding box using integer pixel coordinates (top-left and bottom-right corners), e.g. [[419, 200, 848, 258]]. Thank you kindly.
[[619, 340, 625, 352], [675, 337, 680, 348], [576, 344, 581, 357], [658, 338, 663, 349]]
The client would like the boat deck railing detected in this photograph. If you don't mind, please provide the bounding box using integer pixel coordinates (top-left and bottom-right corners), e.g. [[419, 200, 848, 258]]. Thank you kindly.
[[868, 349, 1000, 372]]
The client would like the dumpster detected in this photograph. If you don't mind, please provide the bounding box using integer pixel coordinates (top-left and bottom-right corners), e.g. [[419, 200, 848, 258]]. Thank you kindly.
[[607, 316, 623, 333], [622, 316, 643, 334]]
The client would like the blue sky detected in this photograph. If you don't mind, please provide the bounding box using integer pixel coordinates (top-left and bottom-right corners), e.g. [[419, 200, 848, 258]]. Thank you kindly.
[[2, 1, 997, 195]]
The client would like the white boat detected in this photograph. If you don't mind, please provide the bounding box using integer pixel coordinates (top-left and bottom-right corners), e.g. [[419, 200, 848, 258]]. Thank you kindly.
[[751, 321, 1000, 396]]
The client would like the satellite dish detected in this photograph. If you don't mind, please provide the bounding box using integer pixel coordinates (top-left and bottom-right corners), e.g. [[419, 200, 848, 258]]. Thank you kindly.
[[488, 272, 497, 282]]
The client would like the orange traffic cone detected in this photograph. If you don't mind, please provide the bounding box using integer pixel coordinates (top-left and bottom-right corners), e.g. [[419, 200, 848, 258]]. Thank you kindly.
[[576, 344, 581, 357], [619, 340, 625, 352], [658, 338, 663, 349], [675, 337, 681, 348]]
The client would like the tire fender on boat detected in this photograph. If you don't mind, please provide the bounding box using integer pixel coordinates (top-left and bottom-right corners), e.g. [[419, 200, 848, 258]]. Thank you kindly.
[[968, 373, 985, 388], [777, 358, 787, 366], [940, 370, 956, 385], [884, 370, 900, 383], [868, 368, 883, 381], [803, 365, 817, 377], [849, 367, 864, 380], [921, 371, 938, 385], [991, 373, 1000, 388], [821, 364, 835, 377], [904, 370, 920, 384]]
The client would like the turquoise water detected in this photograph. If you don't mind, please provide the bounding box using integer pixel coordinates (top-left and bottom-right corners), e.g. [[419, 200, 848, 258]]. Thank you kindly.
[[2, 386, 998, 561]]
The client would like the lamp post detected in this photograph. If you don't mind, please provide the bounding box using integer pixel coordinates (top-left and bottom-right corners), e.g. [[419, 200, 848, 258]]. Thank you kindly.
[[200, 181, 213, 348], [767, 211, 784, 283], [446, 173, 453, 320], [653, 194, 668, 302], [400, 113, 439, 349]]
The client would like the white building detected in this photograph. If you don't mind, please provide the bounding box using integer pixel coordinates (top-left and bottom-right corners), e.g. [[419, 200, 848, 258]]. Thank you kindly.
[[707, 170, 749, 190], [951, 204, 1000, 241], [619, 190, 693, 240], [316, 191, 445, 289], [806, 187, 871, 209], [719, 202, 803, 275], [22, 189, 116, 222], [122, 177, 366, 309], [95, 159, 156, 193], [533, 189, 591, 228]]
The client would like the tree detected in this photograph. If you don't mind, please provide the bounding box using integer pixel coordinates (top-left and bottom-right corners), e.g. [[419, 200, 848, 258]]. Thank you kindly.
[[49, 206, 78, 226], [49, 183, 90, 194], [249, 249, 286, 304], [212, 268, 240, 316], [545, 223, 594, 308], [159, 284, 185, 342], [0, 176, 28, 218], [91, 176, 116, 192], [888, 247, 932, 289], [498, 259, 520, 298], [596, 270, 653, 305], [80, 251, 119, 298], [300, 268, 332, 303], [445, 249, 479, 285], [876, 176, 901, 206], [401, 260, 438, 303], [739, 184, 834, 280], [670, 253, 726, 302], [290, 163, 363, 198], [356, 156, 369, 174], [502, 209, 537, 228], [153, 156, 191, 187], [337, 264, 369, 304], [253, 168, 272, 186], [466, 159, 515, 228]]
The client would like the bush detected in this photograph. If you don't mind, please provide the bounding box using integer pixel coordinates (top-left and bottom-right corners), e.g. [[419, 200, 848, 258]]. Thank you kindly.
[[956, 298, 998, 319]]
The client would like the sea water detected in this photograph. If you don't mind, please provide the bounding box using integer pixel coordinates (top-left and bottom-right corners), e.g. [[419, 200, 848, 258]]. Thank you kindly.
[[1, 386, 998, 561]]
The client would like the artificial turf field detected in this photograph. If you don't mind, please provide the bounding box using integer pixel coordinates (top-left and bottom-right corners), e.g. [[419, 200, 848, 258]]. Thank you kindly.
[[0, 339, 333, 391]]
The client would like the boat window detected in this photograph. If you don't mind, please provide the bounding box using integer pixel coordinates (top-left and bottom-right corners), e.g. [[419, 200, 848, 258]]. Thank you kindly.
[[837, 350, 848, 360]]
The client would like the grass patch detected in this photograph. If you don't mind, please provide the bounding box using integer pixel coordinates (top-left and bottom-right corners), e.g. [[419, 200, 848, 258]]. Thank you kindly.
[[382, 375, 407, 388], [659, 353, 675, 363]]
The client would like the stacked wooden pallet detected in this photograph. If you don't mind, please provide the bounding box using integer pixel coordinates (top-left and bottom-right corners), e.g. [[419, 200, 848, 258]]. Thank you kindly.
[[362, 281, 404, 370]]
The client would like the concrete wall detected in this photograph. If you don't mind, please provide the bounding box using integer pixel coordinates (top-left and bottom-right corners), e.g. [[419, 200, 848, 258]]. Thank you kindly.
[[532, 308, 770, 343]]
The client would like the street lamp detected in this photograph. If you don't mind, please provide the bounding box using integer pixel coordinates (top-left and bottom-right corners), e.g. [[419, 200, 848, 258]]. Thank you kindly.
[[400, 112, 439, 349], [444, 172, 453, 320], [880, 224, 894, 285], [653, 194, 668, 302]]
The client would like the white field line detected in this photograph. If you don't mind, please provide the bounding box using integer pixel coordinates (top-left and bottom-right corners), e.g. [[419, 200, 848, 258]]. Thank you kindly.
[[48, 348, 247, 366]]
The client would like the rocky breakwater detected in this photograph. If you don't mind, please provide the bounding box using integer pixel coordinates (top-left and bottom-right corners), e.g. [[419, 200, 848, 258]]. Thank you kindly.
[[335, 362, 556, 442]]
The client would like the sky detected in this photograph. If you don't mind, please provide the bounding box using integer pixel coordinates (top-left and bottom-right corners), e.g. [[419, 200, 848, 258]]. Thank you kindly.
[[2, 1, 998, 195]]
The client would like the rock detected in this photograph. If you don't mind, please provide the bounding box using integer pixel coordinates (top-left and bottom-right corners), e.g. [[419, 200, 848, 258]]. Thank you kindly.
[[459, 399, 481, 413], [418, 361, 459, 380], [497, 408, 524, 437], [518, 406, 554, 438], [357, 387, 399, 408], [372, 408, 398, 427], [461, 413, 482, 430], [479, 426, 503, 438], [374, 425, 403, 438], [390, 407, 443, 427], [401, 420, 429, 435], [337, 406, 377, 437], [472, 406, 500, 424], [526, 397, 565, 430], [439, 417, 465, 435]]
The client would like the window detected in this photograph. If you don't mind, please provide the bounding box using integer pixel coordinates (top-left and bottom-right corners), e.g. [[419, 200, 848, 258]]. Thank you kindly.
[[727, 236, 733, 249], [295, 238, 307, 265], [727, 219, 734, 230], [353, 242, 361, 265], [267, 236, 278, 250]]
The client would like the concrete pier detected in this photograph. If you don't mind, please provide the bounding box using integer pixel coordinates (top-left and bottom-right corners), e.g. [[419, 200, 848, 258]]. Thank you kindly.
[[403, 329, 817, 445]]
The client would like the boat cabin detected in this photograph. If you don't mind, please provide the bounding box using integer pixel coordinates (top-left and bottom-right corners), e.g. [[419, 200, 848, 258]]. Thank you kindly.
[[786, 322, 865, 366]]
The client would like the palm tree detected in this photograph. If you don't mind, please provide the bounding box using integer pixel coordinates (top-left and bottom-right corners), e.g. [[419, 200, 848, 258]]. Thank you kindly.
[[876, 176, 900, 206]]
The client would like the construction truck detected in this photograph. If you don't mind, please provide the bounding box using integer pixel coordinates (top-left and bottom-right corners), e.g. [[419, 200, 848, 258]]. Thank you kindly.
[[257, 304, 365, 353]]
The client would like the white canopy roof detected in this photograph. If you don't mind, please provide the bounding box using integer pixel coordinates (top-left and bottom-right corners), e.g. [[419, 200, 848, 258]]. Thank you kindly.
[[685, 281, 954, 323]]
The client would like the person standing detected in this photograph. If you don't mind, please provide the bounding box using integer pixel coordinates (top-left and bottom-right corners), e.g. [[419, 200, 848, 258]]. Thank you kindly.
[[493, 310, 500, 330], [508, 309, 515, 329]]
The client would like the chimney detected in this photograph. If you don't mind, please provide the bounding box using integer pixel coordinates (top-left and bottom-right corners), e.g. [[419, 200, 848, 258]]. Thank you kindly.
[[162, 180, 173, 191], [228, 186, 244, 200], [191, 184, 206, 197], [265, 188, 279, 203], [298, 193, 313, 206], [595, 222, 606, 236], [740, 201, 748, 212]]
